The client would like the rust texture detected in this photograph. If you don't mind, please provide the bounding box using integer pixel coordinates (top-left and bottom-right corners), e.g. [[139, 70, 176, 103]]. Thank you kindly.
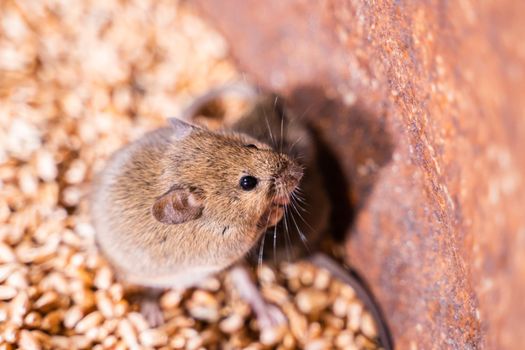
[[194, 1, 525, 349]]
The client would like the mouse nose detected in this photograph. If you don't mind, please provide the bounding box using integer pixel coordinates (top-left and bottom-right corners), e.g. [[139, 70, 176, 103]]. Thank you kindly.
[[287, 161, 303, 187], [279, 160, 303, 190], [273, 160, 303, 205]]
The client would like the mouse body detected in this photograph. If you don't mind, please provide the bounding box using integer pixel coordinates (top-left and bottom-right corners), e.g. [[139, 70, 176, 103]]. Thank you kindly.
[[91, 118, 302, 290]]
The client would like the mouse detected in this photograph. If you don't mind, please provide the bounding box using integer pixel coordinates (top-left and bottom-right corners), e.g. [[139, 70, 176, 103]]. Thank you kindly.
[[91, 83, 392, 348], [90, 106, 303, 325]]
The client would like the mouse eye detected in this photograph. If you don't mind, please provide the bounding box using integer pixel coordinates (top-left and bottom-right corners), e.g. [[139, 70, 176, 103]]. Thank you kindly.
[[240, 176, 258, 191], [246, 144, 258, 149]]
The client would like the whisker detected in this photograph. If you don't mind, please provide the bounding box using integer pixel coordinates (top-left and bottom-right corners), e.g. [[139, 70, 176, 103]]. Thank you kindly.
[[264, 115, 276, 149], [291, 191, 308, 210], [291, 200, 308, 213], [292, 191, 308, 205], [296, 102, 315, 122], [274, 186, 285, 262], [261, 96, 276, 149], [288, 135, 305, 155], [291, 189, 307, 202], [293, 201, 308, 213], [287, 191, 311, 251], [289, 202, 310, 251], [290, 196, 315, 232], [294, 186, 306, 194], [291, 156, 306, 164], [259, 192, 276, 266], [272, 221, 278, 265], [258, 230, 266, 266], [282, 197, 292, 262], [279, 110, 284, 153]]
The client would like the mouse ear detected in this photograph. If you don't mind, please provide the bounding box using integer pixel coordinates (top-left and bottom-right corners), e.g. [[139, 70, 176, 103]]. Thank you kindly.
[[168, 118, 197, 140], [152, 186, 204, 224]]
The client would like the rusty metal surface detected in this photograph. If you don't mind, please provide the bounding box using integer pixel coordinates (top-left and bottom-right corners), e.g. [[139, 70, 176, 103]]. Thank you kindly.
[[193, 1, 525, 349]]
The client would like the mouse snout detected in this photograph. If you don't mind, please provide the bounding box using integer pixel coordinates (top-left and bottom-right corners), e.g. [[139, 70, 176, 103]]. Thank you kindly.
[[284, 161, 303, 188], [273, 160, 303, 200]]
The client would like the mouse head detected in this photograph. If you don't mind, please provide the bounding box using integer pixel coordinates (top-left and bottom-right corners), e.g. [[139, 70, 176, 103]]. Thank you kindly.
[[152, 118, 303, 240]]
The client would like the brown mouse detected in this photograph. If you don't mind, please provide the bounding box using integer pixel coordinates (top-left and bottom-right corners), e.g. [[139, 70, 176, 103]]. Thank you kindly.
[[91, 117, 302, 291], [91, 84, 391, 348]]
